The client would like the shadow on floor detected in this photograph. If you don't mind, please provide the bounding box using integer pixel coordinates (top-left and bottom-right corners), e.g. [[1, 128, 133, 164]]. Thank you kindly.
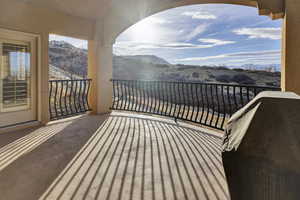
[[0, 114, 110, 200], [40, 114, 229, 200]]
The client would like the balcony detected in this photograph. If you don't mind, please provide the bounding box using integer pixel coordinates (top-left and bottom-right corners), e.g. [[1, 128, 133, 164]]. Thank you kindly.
[[1, 0, 300, 199], [0, 79, 282, 199]]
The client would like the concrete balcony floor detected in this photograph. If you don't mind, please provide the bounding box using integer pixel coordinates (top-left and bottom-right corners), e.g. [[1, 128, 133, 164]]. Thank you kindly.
[[0, 112, 229, 200]]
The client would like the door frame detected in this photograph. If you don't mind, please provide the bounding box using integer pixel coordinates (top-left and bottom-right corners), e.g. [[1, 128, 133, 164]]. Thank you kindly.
[[0, 28, 42, 128]]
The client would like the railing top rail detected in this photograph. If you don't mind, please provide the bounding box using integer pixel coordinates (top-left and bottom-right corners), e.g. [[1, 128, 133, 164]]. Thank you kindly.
[[110, 79, 280, 90], [49, 79, 92, 82]]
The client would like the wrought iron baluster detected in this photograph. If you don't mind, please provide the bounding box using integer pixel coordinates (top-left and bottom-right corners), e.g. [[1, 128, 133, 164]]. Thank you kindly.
[[184, 83, 191, 120], [78, 80, 83, 112], [246, 86, 250, 103], [64, 80, 69, 115], [59, 81, 64, 117], [125, 80, 131, 111], [209, 84, 216, 126], [145, 81, 150, 113], [125, 80, 130, 110], [190, 83, 196, 122], [153, 81, 158, 114], [81, 80, 87, 111], [215, 84, 221, 128], [137, 81, 142, 112], [181, 83, 187, 119], [233, 86, 238, 112], [199, 84, 205, 124], [220, 85, 227, 129], [73, 81, 79, 113], [204, 84, 210, 125], [176, 82, 182, 120], [163, 82, 168, 116], [112, 80, 116, 109], [171, 82, 177, 117], [130, 80, 135, 111], [49, 81, 53, 119], [140, 81, 146, 112], [134, 80, 139, 112], [86, 80, 91, 110], [240, 86, 244, 107], [169, 82, 174, 117], [227, 86, 232, 116], [120, 81, 125, 110]]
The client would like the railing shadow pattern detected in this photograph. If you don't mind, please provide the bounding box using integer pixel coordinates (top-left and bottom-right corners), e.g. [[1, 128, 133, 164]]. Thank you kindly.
[[40, 115, 229, 200], [111, 80, 280, 130], [49, 79, 92, 120]]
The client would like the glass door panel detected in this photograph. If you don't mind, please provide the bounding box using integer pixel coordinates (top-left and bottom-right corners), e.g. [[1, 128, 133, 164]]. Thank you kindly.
[[0, 34, 37, 128], [1, 42, 31, 112]]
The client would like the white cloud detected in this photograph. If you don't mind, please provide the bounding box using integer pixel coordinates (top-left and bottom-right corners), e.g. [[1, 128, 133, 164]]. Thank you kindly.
[[184, 24, 209, 41], [114, 37, 236, 55], [182, 11, 217, 19], [198, 38, 236, 46], [175, 50, 280, 62], [233, 27, 281, 40], [113, 41, 212, 54]]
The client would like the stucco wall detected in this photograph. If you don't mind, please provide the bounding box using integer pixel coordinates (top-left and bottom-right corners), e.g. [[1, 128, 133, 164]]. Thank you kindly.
[[0, 0, 95, 40], [0, 0, 96, 124]]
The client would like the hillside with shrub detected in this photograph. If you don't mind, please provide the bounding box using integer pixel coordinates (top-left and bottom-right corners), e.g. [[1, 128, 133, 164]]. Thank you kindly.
[[49, 41, 280, 87]]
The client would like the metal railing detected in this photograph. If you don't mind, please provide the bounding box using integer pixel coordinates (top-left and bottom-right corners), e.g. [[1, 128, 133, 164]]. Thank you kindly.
[[49, 79, 92, 120], [111, 79, 280, 130]]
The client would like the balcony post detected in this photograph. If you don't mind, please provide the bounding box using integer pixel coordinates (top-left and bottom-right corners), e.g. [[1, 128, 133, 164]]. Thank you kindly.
[[88, 39, 113, 114], [88, 40, 97, 114], [281, 0, 300, 95], [40, 32, 50, 124]]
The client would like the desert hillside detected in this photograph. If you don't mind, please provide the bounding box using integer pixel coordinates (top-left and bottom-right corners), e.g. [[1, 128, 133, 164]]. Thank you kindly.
[[49, 41, 280, 87]]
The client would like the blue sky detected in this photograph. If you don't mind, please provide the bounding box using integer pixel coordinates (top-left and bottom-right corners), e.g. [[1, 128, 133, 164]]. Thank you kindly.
[[115, 4, 282, 66], [50, 4, 282, 67]]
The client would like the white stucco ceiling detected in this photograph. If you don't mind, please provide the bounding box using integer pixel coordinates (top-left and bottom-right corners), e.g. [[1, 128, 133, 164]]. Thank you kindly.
[[19, 0, 110, 20]]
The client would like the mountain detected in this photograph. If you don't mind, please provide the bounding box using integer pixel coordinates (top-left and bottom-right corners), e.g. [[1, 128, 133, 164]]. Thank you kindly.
[[238, 64, 281, 72], [49, 41, 88, 78], [113, 58, 280, 87], [49, 40, 280, 87], [49, 64, 83, 80], [119, 55, 170, 65]]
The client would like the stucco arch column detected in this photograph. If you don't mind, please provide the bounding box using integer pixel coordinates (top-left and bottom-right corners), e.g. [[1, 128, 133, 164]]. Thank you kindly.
[[88, 39, 113, 114], [281, 0, 300, 95]]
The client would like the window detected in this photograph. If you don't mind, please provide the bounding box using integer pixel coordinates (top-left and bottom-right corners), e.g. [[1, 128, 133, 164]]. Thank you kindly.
[[0, 40, 31, 112]]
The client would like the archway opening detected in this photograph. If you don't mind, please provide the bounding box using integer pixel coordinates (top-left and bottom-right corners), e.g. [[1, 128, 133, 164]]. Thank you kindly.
[[113, 4, 282, 87], [111, 4, 282, 130]]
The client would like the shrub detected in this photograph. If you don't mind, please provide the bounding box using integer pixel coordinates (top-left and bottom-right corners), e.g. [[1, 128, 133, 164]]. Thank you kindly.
[[208, 74, 215, 79], [231, 74, 256, 85], [233, 68, 245, 72], [216, 66, 229, 70], [216, 75, 231, 83], [266, 81, 279, 87], [192, 72, 200, 78]]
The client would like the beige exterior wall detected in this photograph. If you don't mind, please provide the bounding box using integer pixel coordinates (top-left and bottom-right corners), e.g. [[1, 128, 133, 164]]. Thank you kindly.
[[0, 0, 96, 125], [281, 0, 300, 95], [0, 0, 95, 40]]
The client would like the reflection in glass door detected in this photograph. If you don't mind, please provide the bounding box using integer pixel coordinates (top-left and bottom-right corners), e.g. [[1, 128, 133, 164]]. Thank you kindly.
[[0, 34, 37, 128], [1, 42, 31, 112]]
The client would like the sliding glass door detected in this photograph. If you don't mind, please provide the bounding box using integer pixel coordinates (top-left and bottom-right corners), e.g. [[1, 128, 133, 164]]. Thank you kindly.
[[0, 31, 37, 128]]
